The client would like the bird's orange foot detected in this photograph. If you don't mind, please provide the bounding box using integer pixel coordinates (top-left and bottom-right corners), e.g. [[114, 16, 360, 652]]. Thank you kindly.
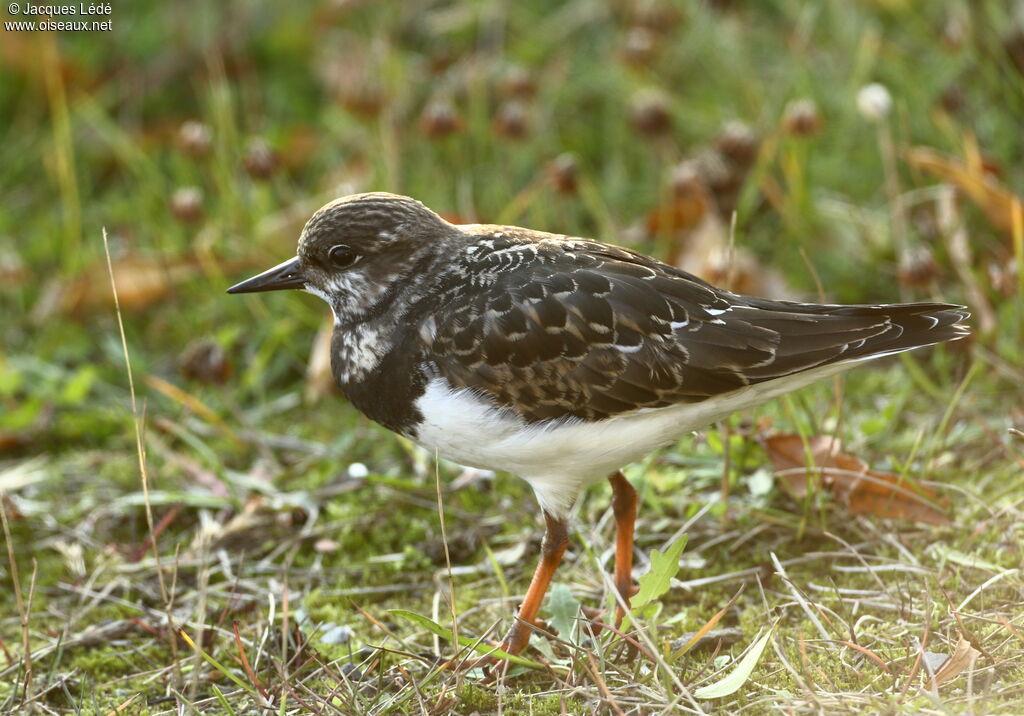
[[451, 596, 646, 675], [453, 619, 542, 672]]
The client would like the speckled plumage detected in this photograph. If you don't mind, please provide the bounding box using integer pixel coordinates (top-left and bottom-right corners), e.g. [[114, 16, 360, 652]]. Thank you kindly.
[[229, 192, 969, 662], [230, 191, 968, 514], [428, 231, 968, 424]]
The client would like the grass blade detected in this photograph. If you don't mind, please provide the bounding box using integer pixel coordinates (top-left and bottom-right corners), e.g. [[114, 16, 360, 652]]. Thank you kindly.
[[693, 627, 773, 700], [389, 609, 544, 668]]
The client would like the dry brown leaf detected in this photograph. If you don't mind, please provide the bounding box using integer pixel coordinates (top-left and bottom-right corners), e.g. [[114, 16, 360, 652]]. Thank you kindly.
[[52, 252, 256, 318], [761, 432, 950, 525], [645, 189, 713, 241], [440, 213, 473, 225], [0, 432, 30, 453], [905, 146, 1024, 236], [932, 635, 981, 686], [645, 187, 794, 299], [63, 253, 206, 314]]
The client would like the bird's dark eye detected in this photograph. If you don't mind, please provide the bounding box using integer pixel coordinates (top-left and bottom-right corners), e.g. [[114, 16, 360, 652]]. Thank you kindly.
[[327, 244, 360, 269]]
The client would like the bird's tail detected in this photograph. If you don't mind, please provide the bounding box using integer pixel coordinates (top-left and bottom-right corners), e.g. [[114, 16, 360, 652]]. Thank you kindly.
[[730, 299, 971, 384], [809, 302, 970, 361]]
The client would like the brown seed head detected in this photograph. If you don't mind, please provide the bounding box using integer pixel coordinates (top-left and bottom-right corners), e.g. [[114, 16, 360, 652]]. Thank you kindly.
[[715, 121, 758, 167], [621, 26, 658, 67], [420, 98, 463, 139], [629, 89, 673, 138], [670, 160, 703, 199], [546, 153, 579, 195], [628, 3, 682, 32], [942, 11, 968, 52], [1006, 30, 1024, 76], [427, 49, 456, 75], [499, 65, 537, 99], [243, 138, 278, 180], [783, 98, 821, 137], [897, 246, 940, 288], [938, 83, 965, 114], [339, 84, 386, 119], [177, 120, 212, 158], [170, 186, 203, 223], [493, 100, 530, 140]]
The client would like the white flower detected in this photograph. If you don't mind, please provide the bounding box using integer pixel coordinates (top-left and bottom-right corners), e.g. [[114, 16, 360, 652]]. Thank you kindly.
[[857, 83, 892, 122]]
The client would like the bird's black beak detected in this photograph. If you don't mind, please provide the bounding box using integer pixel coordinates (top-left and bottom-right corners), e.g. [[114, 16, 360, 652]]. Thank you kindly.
[[226, 257, 307, 294]]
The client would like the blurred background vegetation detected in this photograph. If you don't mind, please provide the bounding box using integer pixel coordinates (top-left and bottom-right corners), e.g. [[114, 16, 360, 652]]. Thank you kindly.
[[1, 1, 1023, 713]]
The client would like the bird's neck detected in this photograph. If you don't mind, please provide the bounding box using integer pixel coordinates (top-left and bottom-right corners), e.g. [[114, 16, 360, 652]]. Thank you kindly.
[[327, 247, 455, 435]]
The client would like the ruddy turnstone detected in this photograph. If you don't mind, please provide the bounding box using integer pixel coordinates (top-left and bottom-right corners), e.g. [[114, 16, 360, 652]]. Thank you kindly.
[[228, 192, 969, 661]]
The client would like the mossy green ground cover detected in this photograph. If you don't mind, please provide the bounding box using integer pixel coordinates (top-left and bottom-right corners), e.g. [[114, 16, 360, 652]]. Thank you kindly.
[[2, 1, 1023, 713]]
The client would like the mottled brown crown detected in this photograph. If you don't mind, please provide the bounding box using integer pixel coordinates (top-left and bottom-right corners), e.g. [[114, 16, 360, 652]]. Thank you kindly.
[[298, 192, 451, 259]]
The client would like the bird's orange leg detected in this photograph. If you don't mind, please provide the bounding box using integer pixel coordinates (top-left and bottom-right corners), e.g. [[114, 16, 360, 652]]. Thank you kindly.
[[608, 471, 638, 626], [460, 511, 568, 670], [500, 511, 569, 655]]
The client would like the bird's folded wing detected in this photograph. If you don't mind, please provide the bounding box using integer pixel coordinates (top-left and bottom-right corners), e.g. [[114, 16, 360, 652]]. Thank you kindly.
[[429, 234, 967, 424]]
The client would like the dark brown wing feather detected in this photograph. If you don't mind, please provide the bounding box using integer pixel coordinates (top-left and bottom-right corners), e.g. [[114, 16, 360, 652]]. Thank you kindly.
[[430, 232, 969, 423]]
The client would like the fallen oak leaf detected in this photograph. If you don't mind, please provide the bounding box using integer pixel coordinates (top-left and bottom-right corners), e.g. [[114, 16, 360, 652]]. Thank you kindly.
[[841, 469, 948, 525], [760, 432, 949, 525], [759, 433, 853, 499]]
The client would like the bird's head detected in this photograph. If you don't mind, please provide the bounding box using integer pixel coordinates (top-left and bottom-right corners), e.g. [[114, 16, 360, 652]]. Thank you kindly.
[[227, 192, 455, 324]]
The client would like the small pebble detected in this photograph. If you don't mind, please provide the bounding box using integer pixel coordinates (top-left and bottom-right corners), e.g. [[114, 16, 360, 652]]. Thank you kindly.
[[321, 624, 354, 645]]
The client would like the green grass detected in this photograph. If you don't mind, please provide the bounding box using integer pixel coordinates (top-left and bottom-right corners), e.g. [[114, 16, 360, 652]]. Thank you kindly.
[[2, 0, 1023, 713]]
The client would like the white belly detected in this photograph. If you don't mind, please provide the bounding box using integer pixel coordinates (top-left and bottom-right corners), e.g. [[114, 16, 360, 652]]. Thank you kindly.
[[413, 379, 679, 515], [412, 358, 874, 517]]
